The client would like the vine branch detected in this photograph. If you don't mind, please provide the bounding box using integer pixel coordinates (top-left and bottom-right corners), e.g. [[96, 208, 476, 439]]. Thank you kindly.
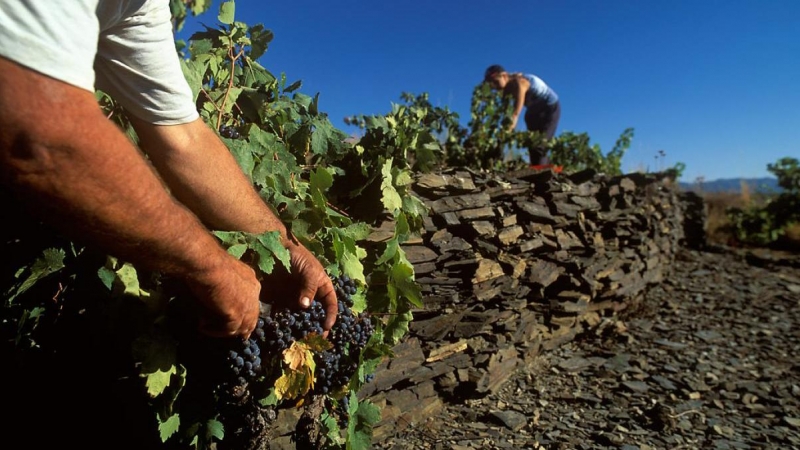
[[217, 45, 244, 129]]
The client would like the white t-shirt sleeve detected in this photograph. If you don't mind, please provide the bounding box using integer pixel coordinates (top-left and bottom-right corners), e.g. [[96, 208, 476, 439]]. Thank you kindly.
[[0, 1, 100, 92], [94, 0, 199, 125], [0, 0, 199, 125]]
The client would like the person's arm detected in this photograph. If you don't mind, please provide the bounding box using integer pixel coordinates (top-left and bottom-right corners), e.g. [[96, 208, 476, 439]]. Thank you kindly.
[[128, 116, 338, 333], [0, 57, 260, 338], [507, 75, 530, 131]]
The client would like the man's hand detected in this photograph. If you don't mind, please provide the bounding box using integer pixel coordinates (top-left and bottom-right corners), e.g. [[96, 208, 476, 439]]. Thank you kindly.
[[0, 57, 264, 342], [131, 116, 338, 335], [260, 240, 338, 335], [189, 255, 262, 339]]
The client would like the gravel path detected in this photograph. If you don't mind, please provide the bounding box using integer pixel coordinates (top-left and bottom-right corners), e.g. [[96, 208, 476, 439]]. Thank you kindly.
[[375, 248, 800, 450]]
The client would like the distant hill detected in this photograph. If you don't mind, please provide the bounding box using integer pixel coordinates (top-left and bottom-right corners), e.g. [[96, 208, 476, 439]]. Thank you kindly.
[[678, 177, 781, 194]]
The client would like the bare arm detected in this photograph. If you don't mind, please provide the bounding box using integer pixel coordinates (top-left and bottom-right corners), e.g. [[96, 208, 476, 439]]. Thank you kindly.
[[129, 117, 282, 234], [129, 115, 338, 332], [0, 57, 260, 338], [506, 75, 530, 130]]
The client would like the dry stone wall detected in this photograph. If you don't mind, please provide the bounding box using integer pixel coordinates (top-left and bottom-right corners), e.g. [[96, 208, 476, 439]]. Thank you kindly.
[[361, 167, 690, 439]]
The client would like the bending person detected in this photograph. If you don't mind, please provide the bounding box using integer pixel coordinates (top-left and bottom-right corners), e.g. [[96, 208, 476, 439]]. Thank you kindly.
[[484, 64, 561, 166]]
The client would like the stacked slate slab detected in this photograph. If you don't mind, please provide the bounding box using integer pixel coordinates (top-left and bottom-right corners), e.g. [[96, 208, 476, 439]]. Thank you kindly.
[[360, 167, 696, 439]]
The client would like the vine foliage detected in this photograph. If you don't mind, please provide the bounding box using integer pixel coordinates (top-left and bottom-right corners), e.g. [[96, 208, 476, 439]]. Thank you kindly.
[[348, 83, 637, 175], [2, 2, 435, 449], [726, 157, 800, 247]]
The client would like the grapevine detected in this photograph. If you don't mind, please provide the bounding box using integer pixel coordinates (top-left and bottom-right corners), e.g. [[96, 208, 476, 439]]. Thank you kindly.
[[163, 273, 375, 448]]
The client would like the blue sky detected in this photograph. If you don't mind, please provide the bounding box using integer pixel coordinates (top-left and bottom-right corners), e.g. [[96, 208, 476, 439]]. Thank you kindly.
[[179, 0, 799, 182]]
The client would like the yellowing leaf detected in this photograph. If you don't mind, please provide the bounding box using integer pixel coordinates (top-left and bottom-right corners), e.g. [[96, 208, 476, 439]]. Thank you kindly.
[[283, 342, 312, 371], [304, 334, 333, 352], [274, 368, 313, 400]]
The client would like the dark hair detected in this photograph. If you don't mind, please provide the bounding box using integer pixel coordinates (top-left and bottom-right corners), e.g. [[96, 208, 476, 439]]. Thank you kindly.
[[484, 64, 505, 81]]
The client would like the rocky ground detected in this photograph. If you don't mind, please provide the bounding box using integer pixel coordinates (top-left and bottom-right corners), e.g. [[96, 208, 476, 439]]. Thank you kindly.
[[373, 247, 800, 450]]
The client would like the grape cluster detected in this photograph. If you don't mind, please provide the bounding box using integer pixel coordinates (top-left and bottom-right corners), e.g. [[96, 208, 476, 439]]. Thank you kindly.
[[312, 276, 374, 394], [259, 301, 327, 354], [333, 274, 357, 307], [219, 124, 241, 139], [219, 275, 374, 395], [224, 321, 264, 387]]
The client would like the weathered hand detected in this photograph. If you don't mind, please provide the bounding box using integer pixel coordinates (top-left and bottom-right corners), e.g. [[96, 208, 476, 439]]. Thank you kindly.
[[188, 255, 262, 340], [260, 240, 338, 336]]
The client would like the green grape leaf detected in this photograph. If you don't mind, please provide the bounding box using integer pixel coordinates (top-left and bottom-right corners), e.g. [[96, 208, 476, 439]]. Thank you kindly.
[[218, 1, 235, 24], [180, 59, 204, 102], [227, 243, 248, 259], [189, 37, 214, 57], [259, 388, 279, 406], [7, 248, 65, 303], [249, 24, 273, 60], [158, 414, 181, 442], [394, 212, 410, 242], [221, 87, 243, 114], [394, 169, 413, 186], [360, 344, 389, 379], [391, 252, 422, 307], [213, 230, 243, 247], [321, 411, 345, 446], [255, 231, 291, 272], [133, 333, 179, 398], [341, 222, 372, 241], [284, 79, 302, 93], [116, 263, 141, 296], [350, 290, 367, 314], [310, 167, 334, 209], [162, 365, 187, 412], [384, 309, 412, 345], [287, 217, 312, 239], [380, 159, 402, 213], [97, 266, 115, 290], [292, 92, 312, 109], [205, 419, 225, 441], [414, 137, 441, 171], [310, 121, 335, 155], [375, 238, 398, 266], [342, 251, 366, 285], [287, 123, 311, 156], [402, 195, 429, 222], [247, 127, 280, 154], [225, 137, 256, 179], [348, 397, 381, 450]]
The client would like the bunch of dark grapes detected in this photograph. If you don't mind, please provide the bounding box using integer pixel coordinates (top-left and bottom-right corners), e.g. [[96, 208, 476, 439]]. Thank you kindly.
[[311, 275, 374, 394], [258, 300, 327, 355], [223, 319, 265, 389], [333, 274, 357, 307], [219, 124, 240, 139], [212, 275, 374, 396]]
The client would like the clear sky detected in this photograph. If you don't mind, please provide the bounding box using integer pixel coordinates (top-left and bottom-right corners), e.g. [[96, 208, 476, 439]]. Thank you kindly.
[[179, 0, 799, 182]]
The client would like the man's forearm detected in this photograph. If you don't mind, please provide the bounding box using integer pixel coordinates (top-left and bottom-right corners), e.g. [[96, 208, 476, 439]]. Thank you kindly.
[[0, 60, 231, 279], [131, 117, 288, 238]]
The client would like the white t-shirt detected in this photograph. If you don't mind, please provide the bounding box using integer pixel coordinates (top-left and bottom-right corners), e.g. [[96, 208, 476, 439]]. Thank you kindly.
[[0, 0, 199, 125]]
